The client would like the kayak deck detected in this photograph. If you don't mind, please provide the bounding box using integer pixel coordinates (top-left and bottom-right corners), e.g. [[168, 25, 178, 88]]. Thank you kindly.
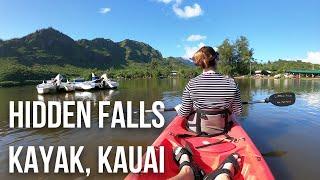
[[126, 116, 274, 180]]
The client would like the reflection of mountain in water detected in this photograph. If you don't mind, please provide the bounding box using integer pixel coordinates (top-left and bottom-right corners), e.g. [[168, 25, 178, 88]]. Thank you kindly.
[[37, 89, 119, 102]]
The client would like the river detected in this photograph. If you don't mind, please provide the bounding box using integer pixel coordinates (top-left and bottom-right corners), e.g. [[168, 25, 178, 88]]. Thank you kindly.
[[0, 78, 319, 180]]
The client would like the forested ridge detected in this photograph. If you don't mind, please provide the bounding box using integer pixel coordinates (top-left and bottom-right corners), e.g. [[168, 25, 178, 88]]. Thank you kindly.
[[0, 27, 318, 86]]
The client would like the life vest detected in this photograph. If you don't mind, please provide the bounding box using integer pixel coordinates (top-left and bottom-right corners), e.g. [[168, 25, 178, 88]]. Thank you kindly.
[[186, 109, 233, 137]]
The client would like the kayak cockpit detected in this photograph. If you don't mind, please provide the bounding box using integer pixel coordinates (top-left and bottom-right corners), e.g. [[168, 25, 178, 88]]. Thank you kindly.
[[125, 116, 274, 180]]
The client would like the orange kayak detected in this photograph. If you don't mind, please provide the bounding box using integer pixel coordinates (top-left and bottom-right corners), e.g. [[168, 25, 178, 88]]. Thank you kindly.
[[125, 116, 274, 180]]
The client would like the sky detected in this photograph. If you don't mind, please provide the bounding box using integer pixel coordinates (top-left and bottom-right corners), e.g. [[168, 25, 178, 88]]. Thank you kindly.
[[0, 0, 319, 63]]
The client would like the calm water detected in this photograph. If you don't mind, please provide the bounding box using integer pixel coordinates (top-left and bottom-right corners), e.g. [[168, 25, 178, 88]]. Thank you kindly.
[[0, 78, 320, 180]]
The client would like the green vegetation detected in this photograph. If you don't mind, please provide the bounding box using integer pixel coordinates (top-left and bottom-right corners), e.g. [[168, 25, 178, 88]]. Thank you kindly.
[[217, 36, 253, 76], [0, 56, 198, 87], [0, 27, 319, 87], [107, 58, 199, 79], [252, 60, 320, 74], [216, 36, 320, 76]]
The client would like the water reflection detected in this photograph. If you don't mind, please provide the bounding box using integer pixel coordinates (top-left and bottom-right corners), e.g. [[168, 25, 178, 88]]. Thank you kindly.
[[300, 93, 320, 108], [37, 89, 119, 102], [0, 78, 319, 180]]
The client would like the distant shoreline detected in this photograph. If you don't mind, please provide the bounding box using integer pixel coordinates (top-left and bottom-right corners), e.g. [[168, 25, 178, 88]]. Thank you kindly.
[[234, 76, 320, 80], [0, 76, 180, 88], [0, 80, 41, 88], [2, 76, 320, 88]]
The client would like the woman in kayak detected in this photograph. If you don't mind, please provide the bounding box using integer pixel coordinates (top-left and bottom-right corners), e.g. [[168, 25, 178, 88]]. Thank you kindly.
[[171, 46, 243, 180]]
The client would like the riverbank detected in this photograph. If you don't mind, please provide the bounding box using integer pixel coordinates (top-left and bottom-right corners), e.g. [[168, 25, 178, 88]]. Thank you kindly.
[[234, 76, 320, 80], [0, 80, 42, 87], [0, 57, 197, 88], [3, 76, 320, 88], [0, 76, 184, 88]]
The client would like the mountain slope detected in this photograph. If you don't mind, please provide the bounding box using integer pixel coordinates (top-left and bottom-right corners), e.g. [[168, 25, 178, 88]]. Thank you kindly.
[[0, 27, 165, 85], [118, 39, 162, 63], [0, 27, 163, 68]]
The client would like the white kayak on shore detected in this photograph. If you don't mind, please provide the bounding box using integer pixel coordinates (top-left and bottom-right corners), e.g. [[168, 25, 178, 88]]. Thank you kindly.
[[36, 74, 76, 94], [59, 80, 75, 92], [73, 77, 96, 91], [36, 81, 57, 94], [37, 73, 119, 93], [73, 73, 119, 90], [100, 74, 119, 89], [36, 74, 63, 94]]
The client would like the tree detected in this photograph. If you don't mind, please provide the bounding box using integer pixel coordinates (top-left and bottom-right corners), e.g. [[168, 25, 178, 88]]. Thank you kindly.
[[217, 37, 254, 76], [217, 39, 237, 75], [234, 36, 254, 75]]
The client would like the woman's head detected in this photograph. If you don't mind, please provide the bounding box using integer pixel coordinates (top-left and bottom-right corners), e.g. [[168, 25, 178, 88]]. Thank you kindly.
[[192, 46, 219, 69]]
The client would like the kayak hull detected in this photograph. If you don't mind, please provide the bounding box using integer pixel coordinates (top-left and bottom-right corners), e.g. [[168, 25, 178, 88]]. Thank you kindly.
[[125, 116, 274, 180]]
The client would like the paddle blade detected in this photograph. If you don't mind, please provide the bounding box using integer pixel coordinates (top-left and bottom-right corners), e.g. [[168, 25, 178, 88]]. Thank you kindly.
[[268, 92, 295, 106]]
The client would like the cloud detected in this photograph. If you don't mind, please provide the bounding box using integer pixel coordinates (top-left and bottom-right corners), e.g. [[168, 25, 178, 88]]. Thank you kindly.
[[187, 34, 207, 41], [304, 51, 320, 64], [157, 0, 203, 19], [158, 0, 173, 4], [173, 3, 202, 19], [99, 7, 111, 14], [183, 42, 206, 59]]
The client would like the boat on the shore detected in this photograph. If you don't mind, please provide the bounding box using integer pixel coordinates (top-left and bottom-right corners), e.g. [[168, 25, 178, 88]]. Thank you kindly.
[[72, 73, 119, 91], [274, 74, 282, 79], [73, 77, 96, 91], [36, 74, 76, 94], [60, 80, 75, 92], [36, 74, 62, 94], [100, 74, 119, 89], [37, 73, 118, 94], [36, 81, 58, 94]]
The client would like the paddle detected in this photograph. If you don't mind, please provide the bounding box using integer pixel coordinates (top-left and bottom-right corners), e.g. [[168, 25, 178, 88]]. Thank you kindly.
[[141, 92, 296, 113], [242, 92, 295, 106]]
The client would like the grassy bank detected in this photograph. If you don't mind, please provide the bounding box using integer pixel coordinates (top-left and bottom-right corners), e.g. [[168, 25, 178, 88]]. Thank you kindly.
[[0, 58, 199, 87], [0, 80, 42, 87]]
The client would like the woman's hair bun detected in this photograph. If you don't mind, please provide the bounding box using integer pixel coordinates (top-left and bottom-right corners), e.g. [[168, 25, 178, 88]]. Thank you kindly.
[[192, 46, 219, 69]]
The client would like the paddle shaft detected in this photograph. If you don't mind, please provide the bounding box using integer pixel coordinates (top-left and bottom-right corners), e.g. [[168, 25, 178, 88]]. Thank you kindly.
[[137, 100, 270, 113], [242, 100, 266, 104], [142, 101, 266, 112], [135, 92, 295, 113], [138, 101, 263, 113]]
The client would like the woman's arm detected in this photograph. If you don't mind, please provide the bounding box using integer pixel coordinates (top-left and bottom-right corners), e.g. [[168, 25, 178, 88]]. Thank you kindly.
[[232, 84, 243, 116], [177, 83, 193, 117]]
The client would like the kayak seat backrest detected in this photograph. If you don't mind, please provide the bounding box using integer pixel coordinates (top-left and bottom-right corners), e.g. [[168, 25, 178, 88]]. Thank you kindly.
[[186, 109, 232, 137]]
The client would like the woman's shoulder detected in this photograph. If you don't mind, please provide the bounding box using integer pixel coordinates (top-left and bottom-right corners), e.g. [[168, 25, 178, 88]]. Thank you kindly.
[[213, 73, 238, 87], [189, 74, 204, 83], [184, 75, 201, 89], [188, 73, 237, 85], [226, 76, 238, 87]]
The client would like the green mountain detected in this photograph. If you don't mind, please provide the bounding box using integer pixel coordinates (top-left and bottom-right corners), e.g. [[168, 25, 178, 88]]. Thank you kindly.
[[0, 27, 162, 68], [0, 27, 164, 85], [118, 39, 162, 63]]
